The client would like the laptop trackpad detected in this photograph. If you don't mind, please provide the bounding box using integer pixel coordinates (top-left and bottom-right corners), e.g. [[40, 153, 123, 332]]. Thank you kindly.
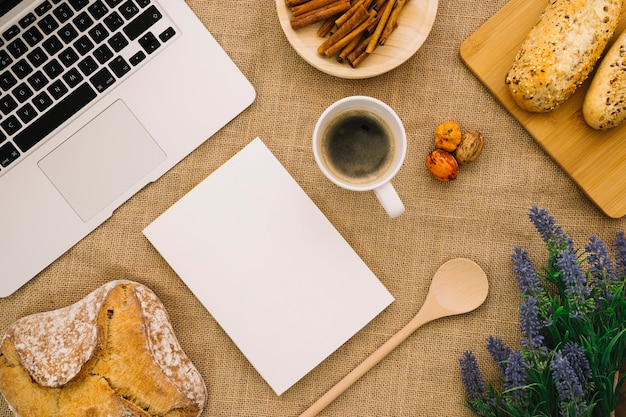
[[39, 100, 167, 222]]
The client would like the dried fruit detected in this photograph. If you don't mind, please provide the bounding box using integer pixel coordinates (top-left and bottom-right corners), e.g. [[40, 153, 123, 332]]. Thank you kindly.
[[434, 121, 462, 152], [426, 149, 458, 182], [455, 130, 484, 164]]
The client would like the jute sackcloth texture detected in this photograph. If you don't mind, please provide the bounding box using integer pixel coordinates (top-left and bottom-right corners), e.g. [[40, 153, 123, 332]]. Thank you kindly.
[[2, 1, 626, 416]]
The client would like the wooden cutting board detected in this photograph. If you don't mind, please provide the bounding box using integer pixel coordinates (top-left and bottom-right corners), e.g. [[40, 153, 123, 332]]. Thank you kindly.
[[460, 0, 626, 219]]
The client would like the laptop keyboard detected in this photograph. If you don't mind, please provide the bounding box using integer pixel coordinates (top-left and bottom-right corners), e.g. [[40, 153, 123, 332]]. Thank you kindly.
[[0, 0, 177, 174]]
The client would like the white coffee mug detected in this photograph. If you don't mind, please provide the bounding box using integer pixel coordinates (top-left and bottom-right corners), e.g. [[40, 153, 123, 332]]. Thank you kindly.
[[313, 96, 407, 218]]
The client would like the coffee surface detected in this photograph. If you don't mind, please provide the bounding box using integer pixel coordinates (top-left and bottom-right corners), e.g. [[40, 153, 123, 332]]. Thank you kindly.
[[321, 109, 395, 185]]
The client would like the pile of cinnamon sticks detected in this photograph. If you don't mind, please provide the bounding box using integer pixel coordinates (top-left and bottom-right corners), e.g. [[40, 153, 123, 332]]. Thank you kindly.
[[287, 0, 408, 68]]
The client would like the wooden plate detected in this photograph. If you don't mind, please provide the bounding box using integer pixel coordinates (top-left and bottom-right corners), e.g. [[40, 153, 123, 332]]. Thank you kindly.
[[460, 0, 626, 218], [276, 0, 439, 79]]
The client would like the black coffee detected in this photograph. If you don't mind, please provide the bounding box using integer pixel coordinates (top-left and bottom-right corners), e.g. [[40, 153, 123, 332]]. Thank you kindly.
[[321, 109, 395, 185]]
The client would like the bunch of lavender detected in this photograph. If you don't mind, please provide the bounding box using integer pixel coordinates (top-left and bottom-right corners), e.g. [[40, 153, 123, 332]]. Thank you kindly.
[[460, 207, 626, 417]]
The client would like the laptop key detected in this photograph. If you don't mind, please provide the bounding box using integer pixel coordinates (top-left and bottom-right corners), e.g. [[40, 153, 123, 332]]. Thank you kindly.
[[63, 67, 83, 86], [13, 82, 97, 152], [43, 58, 63, 79], [89, 67, 115, 92], [59, 23, 79, 44], [108, 32, 128, 52], [1, 116, 22, 136], [119, 0, 139, 20], [68, 0, 90, 11], [27, 47, 48, 68], [0, 71, 17, 91], [0, 142, 20, 168], [138, 32, 159, 54], [0, 95, 17, 115], [104, 0, 124, 7], [159, 27, 175, 43], [47, 79, 68, 99], [7, 39, 28, 59], [73, 11, 94, 31], [74, 35, 94, 55], [88, 1, 109, 20], [53, 4, 74, 23], [109, 56, 130, 77], [123, 5, 161, 40], [3, 25, 20, 41], [35, 1, 53, 16], [11, 59, 33, 79], [128, 50, 145, 66], [104, 12, 124, 32], [59, 47, 79, 67], [27, 70, 49, 91], [38, 14, 59, 35], [19, 13, 37, 29], [23, 26, 44, 47], [16, 103, 38, 124], [33, 91, 54, 111], [78, 55, 99, 76], [13, 82, 34, 103], [0, 51, 12, 70], [88, 23, 109, 44], [42, 35, 63, 55], [93, 44, 113, 64]]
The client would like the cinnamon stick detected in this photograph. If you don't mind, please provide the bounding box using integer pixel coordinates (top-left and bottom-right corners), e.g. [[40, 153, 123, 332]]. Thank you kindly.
[[286, 0, 310, 6], [337, 33, 362, 62], [334, 0, 372, 27], [290, 0, 351, 30], [292, 0, 340, 17], [347, 34, 372, 67], [323, 10, 376, 57], [317, 4, 369, 54], [317, 17, 336, 36], [379, 0, 405, 44], [365, 0, 389, 36], [365, 0, 395, 53]]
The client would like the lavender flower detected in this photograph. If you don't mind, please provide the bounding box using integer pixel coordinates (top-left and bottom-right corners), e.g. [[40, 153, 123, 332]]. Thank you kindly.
[[519, 295, 545, 352], [614, 231, 626, 276], [528, 206, 574, 252], [586, 235, 617, 300], [460, 350, 486, 401], [512, 247, 540, 296], [562, 342, 592, 393], [550, 351, 590, 417], [557, 250, 591, 319], [486, 336, 511, 376], [504, 350, 528, 407]]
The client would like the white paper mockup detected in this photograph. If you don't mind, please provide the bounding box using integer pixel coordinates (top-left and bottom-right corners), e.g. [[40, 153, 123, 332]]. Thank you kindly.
[[143, 138, 394, 395]]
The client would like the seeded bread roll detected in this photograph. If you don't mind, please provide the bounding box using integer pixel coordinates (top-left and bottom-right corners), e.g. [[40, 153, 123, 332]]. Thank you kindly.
[[583, 27, 626, 129], [0, 280, 207, 417], [505, 0, 622, 113]]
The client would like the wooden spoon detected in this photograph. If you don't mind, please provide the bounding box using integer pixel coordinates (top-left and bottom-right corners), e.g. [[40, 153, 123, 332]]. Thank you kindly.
[[299, 258, 489, 417]]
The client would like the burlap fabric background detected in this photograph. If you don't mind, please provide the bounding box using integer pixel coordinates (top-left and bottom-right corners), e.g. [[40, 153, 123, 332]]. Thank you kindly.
[[2, 0, 626, 416]]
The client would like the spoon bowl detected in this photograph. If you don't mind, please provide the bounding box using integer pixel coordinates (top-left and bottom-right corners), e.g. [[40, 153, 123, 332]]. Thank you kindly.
[[299, 258, 489, 417], [424, 257, 489, 316]]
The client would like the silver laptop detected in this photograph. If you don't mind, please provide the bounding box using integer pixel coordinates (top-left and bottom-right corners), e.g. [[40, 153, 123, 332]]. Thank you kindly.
[[0, 0, 256, 297]]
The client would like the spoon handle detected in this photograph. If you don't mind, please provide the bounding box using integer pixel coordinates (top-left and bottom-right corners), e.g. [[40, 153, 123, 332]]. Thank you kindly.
[[299, 310, 433, 417]]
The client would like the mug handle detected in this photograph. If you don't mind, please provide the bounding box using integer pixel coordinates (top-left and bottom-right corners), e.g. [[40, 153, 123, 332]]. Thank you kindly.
[[374, 182, 405, 218]]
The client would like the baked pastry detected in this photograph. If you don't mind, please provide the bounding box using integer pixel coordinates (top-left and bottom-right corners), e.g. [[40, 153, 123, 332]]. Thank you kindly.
[[0, 280, 206, 417], [583, 27, 626, 129], [505, 0, 622, 112]]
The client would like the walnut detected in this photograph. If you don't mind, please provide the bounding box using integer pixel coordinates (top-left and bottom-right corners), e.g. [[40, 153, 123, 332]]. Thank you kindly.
[[434, 121, 462, 152], [455, 130, 484, 164], [426, 149, 458, 182]]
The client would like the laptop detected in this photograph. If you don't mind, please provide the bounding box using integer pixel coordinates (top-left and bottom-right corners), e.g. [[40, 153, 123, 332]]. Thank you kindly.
[[0, 0, 256, 297]]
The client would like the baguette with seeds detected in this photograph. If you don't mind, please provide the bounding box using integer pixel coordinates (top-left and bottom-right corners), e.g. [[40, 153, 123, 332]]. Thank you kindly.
[[583, 27, 626, 129], [505, 0, 622, 113]]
